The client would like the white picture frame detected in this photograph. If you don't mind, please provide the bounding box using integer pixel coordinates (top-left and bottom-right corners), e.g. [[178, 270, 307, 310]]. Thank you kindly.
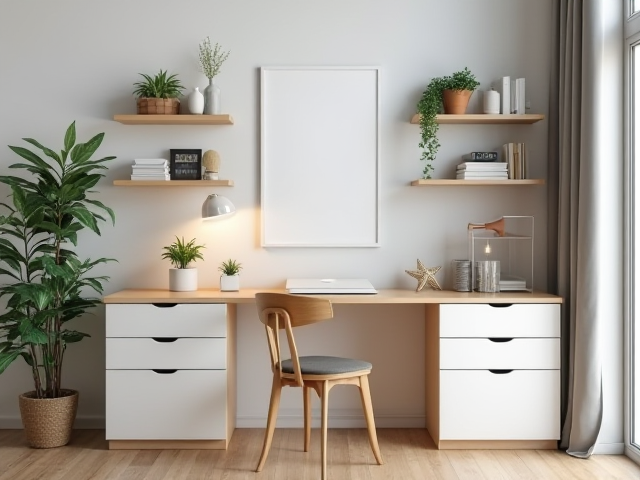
[[260, 66, 380, 247]]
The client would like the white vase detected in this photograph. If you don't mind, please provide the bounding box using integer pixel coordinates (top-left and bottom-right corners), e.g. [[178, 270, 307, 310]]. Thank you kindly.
[[220, 274, 239, 292], [203, 79, 221, 115], [187, 87, 204, 115], [169, 268, 198, 292]]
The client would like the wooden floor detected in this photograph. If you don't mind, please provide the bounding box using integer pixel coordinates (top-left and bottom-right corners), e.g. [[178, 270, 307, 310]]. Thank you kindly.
[[2, 428, 640, 480]]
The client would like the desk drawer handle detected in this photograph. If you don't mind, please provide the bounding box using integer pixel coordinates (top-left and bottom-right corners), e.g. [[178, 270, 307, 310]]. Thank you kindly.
[[152, 303, 178, 308], [489, 369, 513, 375], [152, 337, 178, 343], [488, 338, 513, 343], [152, 369, 177, 374], [488, 303, 513, 308]]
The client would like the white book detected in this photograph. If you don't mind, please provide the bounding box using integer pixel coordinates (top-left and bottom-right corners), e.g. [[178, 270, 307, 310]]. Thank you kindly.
[[457, 162, 507, 171], [516, 78, 526, 114], [495, 76, 510, 115], [133, 158, 168, 165], [510, 79, 518, 114], [131, 175, 170, 181]]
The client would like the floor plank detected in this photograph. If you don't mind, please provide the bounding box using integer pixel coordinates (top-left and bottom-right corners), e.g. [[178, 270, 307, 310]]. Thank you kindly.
[[1, 428, 640, 480]]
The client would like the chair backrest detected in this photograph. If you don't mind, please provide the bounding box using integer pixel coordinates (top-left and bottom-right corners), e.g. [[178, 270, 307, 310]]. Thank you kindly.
[[255, 293, 333, 387]]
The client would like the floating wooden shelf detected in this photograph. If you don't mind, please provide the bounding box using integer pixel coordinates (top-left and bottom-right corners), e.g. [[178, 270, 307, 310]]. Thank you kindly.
[[410, 114, 545, 125], [113, 180, 234, 187], [410, 179, 545, 186], [113, 114, 234, 125]]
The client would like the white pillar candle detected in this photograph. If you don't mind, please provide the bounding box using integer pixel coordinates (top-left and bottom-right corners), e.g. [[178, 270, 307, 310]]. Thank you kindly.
[[483, 90, 500, 114]]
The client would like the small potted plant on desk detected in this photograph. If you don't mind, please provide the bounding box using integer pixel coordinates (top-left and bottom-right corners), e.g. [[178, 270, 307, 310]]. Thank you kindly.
[[161, 237, 205, 292], [219, 259, 242, 292]]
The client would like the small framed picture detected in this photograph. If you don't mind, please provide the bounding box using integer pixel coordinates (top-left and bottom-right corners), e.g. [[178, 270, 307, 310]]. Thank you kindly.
[[169, 149, 202, 180]]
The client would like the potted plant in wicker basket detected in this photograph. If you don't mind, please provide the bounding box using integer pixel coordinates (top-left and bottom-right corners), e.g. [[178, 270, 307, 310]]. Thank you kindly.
[[0, 121, 116, 448], [133, 69, 185, 115], [161, 236, 205, 292]]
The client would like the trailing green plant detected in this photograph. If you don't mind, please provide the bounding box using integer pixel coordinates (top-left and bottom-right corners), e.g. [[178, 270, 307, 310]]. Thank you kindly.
[[416, 67, 480, 179], [218, 259, 242, 276], [161, 236, 205, 269], [0, 121, 116, 399], [132, 70, 185, 99], [198, 37, 230, 80]]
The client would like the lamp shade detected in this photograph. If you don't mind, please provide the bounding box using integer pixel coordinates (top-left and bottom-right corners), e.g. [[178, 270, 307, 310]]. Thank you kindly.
[[202, 194, 236, 219]]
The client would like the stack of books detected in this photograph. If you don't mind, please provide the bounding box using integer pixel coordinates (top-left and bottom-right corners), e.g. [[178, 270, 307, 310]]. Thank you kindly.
[[502, 143, 527, 179], [499, 274, 527, 291], [456, 161, 508, 180], [131, 159, 170, 181]]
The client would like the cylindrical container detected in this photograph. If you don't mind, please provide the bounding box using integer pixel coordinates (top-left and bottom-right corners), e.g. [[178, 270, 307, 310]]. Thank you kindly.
[[483, 90, 500, 114], [475, 260, 501, 292], [451, 260, 472, 292], [187, 87, 204, 114], [204, 79, 221, 115]]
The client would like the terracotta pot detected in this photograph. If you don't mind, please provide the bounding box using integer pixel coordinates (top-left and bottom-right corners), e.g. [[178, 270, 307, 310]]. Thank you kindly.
[[136, 98, 180, 115], [19, 389, 78, 448], [442, 89, 473, 114]]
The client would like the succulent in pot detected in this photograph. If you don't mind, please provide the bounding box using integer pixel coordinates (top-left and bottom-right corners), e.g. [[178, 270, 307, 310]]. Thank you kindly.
[[218, 259, 242, 292]]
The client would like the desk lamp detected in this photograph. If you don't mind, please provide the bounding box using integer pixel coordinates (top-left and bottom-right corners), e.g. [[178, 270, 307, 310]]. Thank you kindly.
[[202, 194, 236, 220]]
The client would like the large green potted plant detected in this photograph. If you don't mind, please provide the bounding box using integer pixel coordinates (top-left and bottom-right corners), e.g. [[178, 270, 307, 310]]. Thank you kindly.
[[0, 121, 116, 448], [161, 236, 205, 292], [133, 69, 185, 115], [416, 67, 480, 178]]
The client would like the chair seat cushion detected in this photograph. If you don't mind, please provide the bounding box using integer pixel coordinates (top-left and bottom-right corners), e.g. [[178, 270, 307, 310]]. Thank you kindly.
[[280, 355, 372, 375]]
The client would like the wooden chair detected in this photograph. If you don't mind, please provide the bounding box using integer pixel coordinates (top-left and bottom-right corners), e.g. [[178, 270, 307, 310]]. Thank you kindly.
[[254, 292, 383, 479]]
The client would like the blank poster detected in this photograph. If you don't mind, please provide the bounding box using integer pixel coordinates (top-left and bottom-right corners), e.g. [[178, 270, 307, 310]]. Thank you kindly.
[[260, 66, 380, 247]]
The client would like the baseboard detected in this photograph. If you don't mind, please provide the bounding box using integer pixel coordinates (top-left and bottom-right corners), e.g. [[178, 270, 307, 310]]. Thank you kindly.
[[592, 442, 625, 454], [0, 415, 105, 430], [235, 413, 425, 429]]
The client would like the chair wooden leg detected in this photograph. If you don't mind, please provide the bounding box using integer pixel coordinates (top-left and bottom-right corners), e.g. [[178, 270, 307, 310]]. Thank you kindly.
[[256, 373, 283, 472], [320, 380, 330, 480], [303, 385, 311, 452], [358, 374, 384, 465]]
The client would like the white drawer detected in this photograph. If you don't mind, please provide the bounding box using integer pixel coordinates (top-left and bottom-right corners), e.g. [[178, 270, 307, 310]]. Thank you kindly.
[[106, 338, 226, 370], [440, 369, 560, 440], [106, 304, 227, 337], [440, 304, 560, 338], [106, 370, 227, 440], [440, 338, 560, 370]]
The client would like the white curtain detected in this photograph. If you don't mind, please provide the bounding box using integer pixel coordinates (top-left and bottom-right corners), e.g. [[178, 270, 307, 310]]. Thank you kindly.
[[547, 0, 623, 457]]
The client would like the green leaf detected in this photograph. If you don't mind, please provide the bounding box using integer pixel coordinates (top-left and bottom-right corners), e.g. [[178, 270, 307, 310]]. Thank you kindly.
[[67, 206, 99, 234], [63, 121, 77, 153], [69, 133, 104, 165], [84, 199, 116, 225], [0, 349, 22, 374], [22, 138, 63, 169], [61, 330, 90, 343]]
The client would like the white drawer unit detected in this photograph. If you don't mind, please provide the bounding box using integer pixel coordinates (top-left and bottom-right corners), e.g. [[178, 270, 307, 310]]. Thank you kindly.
[[425, 303, 561, 449], [105, 303, 237, 450]]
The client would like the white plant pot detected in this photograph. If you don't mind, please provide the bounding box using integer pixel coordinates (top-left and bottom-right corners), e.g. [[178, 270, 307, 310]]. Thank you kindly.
[[169, 268, 198, 292], [220, 274, 239, 292]]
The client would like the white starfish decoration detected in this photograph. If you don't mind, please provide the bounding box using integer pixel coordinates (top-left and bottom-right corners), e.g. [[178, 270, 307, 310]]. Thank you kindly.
[[405, 259, 442, 292]]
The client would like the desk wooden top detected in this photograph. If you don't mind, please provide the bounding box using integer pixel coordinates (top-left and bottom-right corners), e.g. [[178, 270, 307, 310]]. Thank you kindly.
[[103, 288, 562, 304]]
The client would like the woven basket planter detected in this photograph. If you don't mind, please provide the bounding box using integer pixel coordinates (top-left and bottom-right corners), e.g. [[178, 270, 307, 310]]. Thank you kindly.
[[136, 97, 180, 115], [19, 389, 78, 448]]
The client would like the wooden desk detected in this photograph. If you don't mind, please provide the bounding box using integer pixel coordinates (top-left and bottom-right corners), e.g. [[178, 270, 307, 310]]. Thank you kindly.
[[103, 288, 562, 450]]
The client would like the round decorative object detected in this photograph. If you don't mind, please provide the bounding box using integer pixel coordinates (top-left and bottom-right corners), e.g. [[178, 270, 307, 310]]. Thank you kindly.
[[203, 149, 221, 176], [19, 389, 78, 448], [136, 98, 180, 115], [187, 87, 204, 114], [203, 79, 221, 115], [442, 89, 473, 114], [483, 89, 500, 114], [451, 260, 472, 292]]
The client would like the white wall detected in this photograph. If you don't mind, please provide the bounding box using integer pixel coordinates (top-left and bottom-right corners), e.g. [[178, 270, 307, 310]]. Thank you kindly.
[[0, 0, 617, 452]]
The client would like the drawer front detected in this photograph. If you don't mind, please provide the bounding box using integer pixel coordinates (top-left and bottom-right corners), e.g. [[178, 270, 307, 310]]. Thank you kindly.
[[440, 369, 560, 440], [106, 370, 227, 440], [440, 338, 560, 370], [106, 338, 226, 370], [106, 304, 227, 337], [440, 304, 560, 338]]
